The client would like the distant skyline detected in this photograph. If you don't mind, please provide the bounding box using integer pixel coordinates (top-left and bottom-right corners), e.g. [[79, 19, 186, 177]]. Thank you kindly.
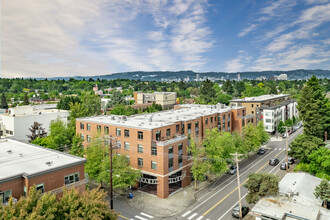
[[1, 0, 330, 78]]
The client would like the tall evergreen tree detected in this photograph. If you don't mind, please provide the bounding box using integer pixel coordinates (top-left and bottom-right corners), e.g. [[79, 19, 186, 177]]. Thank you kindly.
[[314, 179, 330, 208], [298, 76, 330, 138], [222, 80, 234, 95], [200, 79, 216, 104], [23, 92, 29, 105], [0, 93, 8, 109], [27, 122, 47, 143]]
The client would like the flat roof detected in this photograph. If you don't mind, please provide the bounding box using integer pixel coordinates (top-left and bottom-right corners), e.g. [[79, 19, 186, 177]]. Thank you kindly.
[[0, 139, 86, 182], [78, 104, 233, 130], [230, 94, 289, 103]]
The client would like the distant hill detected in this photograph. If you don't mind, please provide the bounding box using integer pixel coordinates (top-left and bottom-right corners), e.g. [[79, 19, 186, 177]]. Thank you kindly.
[[51, 69, 330, 81]]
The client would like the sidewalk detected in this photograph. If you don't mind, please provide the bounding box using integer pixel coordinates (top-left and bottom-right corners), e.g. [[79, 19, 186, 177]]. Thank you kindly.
[[126, 181, 209, 218]]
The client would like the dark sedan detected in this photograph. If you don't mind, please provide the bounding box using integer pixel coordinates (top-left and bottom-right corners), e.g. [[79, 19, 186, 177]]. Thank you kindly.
[[257, 148, 266, 155], [269, 158, 280, 166], [232, 205, 249, 218]]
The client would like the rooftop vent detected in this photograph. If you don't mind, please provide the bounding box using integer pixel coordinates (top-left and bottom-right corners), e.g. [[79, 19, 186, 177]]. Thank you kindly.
[[111, 116, 115, 120], [7, 150, 13, 154], [39, 112, 41, 115], [45, 161, 53, 166], [122, 116, 127, 121], [19, 153, 23, 157]]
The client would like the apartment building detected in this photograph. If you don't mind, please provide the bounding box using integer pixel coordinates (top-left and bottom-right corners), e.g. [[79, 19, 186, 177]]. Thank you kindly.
[[133, 92, 177, 109], [230, 95, 297, 133], [0, 106, 69, 141], [76, 104, 254, 198], [0, 139, 86, 205]]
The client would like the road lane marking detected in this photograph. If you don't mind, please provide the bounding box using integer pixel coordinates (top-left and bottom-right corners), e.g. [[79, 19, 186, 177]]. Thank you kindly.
[[135, 216, 147, 220], [182, 211, 191, 217], [188, 213, 198, 219], [202, 149, 286, 217], [140, 213, 153, 218], [196, 216, 204, 220], [119, 215, 130, 220], [218, 193, 248, 220], [279, 148, 282, 150]]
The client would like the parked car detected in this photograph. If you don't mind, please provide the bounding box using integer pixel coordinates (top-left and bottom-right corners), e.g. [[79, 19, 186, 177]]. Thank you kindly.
[[282, 133, 288, 138], [269, 158, 280, 166], [227, 165, 237, 175], [280, 162, 290, 170], [257, 148, 266, 155], [232, 205, 249, 218], [288, 157, 295, 164]]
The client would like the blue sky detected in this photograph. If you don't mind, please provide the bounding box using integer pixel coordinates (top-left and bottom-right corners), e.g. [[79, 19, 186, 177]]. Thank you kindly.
[[2, 0, 330, 78]]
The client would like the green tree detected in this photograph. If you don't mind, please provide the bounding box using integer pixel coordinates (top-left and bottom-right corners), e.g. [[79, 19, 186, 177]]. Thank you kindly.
[[32, 136, 56, 149], [244, 173, 279, 204], [0, 93, 8, 109], [188, 136, 212, 189], [235, 81, 245, 97], [0, 185, 118, 220], [70, 134, 84, 157], [110, 104, 136, 116], [314, 179, 330, 208], [81, 92, 102, 116], [48, 118, 71, 151], [23, 92, 29, 105], [289, 134, 324, 162], [107, 90, 125, 108], [222, 80, 234, 95], [298, 75, 330, 138], [278, 121, 285, 134], [243, 123, 261, 152], [200, 79, 216, 104], [242, 84, 265, 97], [57, 96, 81, 110], [256, 121, 269, 144], [285, 119, 293, 128]]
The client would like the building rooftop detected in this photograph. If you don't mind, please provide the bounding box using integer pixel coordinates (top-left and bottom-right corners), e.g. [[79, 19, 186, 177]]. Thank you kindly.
[[78, 104, 233, 130], [230, 94, 289, 103], [250, 173, 330, 220], [0, 139, 86, 182], [0, 106, 69, 117]]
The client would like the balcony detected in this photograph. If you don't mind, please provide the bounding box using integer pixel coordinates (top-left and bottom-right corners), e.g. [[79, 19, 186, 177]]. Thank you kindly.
[[153, 134, 187, 147]]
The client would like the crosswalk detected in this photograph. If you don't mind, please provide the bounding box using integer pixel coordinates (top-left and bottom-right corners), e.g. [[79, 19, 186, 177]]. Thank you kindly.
[[181, 211, 210, 220], [130, 212, 154, 220]]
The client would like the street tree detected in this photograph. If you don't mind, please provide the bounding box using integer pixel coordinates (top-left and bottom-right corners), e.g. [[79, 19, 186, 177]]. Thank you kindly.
[[81, 92, 102, 116], [188, 136, 212, 189], [289, 134, 324, 162], [243, 123, 261, 152], [27, 122, 47, 143], [256, 121, 269, 144], [0, 93, 8, 109], [278, 121, 285, 134], [70, 134, 84, 157], [244, 173, 279, 204], [314, 179, 330, 208]]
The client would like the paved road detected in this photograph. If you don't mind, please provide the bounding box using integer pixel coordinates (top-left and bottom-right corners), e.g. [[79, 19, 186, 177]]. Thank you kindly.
[[117, 128, 302, 220], [175, 128, 303, 220]]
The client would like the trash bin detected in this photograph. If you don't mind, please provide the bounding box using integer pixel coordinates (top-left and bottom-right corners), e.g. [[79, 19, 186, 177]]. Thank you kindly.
[[128, 192, 133, 199]]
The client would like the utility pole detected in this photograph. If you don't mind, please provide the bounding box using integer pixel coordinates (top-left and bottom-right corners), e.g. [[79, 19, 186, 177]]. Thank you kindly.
[[231, 152, 243, 220], [283, 126, 289, 173], [106, 136, 117, 210]]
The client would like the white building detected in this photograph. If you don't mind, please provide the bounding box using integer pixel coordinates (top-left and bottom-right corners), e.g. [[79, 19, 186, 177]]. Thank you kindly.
[[250, 173, 330, 220], [275, 73, 288, 80], [258, 100, 298, 133], [0, 106, 69, 142]]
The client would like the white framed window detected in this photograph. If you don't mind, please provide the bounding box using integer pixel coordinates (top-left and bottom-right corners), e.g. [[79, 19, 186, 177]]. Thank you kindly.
[[36, 183, 44, 193], [124, 142, 129, 150], [151, 161, 157, 170], [65, 172, 80, 185]]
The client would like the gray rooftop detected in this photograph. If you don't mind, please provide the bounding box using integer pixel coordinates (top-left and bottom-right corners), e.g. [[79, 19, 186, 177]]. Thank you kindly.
[[230, 94, 289, 103], [78, 104, 233, 130], [250, 173, 330, 220], [0, 139, 86, 182]]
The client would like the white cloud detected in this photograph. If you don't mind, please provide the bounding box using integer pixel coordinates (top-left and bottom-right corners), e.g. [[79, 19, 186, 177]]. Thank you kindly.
[[1, 0, 213, 77], [238, 24, 257, 37]]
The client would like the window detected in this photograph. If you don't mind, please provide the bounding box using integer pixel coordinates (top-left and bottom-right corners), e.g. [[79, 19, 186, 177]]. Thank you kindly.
[[195, 121, 199, 128], [124, 129, 130, 137], [266, 119, 272, 123], [188, 123, 191, 130], [1, 190, 12, 204], [211, 117, 213, 123], [138, 144, 143, 153], [205, 118, 208, 124], [116, 128, 121, 136], [178, 143, 183, 152], [176, 124, 180, 133], [23, 186, 27, 197], [65, 172, 80, 185], [97, 125, 101, 132], [182, 123, 185, 134], [87, 135, 91, 142], [169, 146, 174, 154], [36, 183, 44, 193], [166, 128, 171, 137], [87, 124, 91, 131], [214, 116, 217, 122], [138, 158, 143, 167], [116, 141, 121, 148], [251, 104, 254, 107], [151, 161, 157, 170], [168, 158, 174, 171], [80, 134, 84, 141], [80, 123, 84, 130], [104, 126, 109, 134], [151, 146, 157, 155], [178, 155, 183, 165], [124, 142, 129, 150], [138, 131, 143, 139], [252, 111, 254, 114]]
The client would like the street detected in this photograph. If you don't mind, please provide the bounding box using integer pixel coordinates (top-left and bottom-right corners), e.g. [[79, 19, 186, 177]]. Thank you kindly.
[[117, 128, 303, 220]]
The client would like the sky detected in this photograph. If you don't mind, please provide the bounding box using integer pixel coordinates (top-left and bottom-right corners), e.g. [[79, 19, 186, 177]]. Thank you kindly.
[[1, 0, 330, 78]]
